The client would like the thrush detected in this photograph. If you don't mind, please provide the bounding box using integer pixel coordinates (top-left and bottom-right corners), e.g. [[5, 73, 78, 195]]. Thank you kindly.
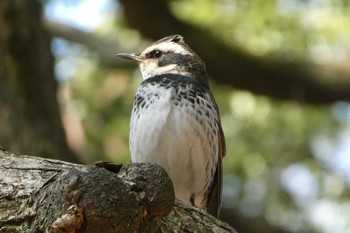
[[117, 35, 226, 217]]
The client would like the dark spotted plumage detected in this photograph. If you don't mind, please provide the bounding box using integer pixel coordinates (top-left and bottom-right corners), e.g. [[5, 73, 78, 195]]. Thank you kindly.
[[137, 74, 211, 106], [117, 35, 226, 218]]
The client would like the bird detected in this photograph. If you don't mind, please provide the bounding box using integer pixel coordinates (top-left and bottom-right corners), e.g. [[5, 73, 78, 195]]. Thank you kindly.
[[117, 35, 226, 217]]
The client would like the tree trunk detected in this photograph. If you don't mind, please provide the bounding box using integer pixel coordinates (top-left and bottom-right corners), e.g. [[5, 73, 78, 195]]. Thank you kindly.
[[0, 0, 79, 162], [0, 149, 236, 233]]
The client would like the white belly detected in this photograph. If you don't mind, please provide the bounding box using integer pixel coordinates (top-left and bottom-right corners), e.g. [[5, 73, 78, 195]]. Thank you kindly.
[[129, 85, 218, 208]]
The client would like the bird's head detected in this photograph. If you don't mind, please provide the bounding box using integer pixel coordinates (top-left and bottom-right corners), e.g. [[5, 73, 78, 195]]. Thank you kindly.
[[118, 35, 208, 87]]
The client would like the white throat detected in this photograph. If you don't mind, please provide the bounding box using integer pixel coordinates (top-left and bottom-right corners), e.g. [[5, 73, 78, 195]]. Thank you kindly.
[[139, 62, 190, 80]]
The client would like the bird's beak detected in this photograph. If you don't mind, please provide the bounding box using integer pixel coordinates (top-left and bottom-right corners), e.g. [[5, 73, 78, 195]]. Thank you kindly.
[[117, 53, 144, 63]]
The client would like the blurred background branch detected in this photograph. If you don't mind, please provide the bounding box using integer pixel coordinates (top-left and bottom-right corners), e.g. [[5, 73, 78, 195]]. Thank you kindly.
[[44, 19, 134, 69], [43, 0, 350, 104], [119, 0, 350, 104]]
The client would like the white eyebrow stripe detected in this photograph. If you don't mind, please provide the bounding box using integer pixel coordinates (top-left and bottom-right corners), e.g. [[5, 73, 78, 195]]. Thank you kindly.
[[141, 42, 191, 56]]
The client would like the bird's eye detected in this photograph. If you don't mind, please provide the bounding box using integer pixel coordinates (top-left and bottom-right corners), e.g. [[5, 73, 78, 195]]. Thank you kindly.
[[150, 50, 163, 58]]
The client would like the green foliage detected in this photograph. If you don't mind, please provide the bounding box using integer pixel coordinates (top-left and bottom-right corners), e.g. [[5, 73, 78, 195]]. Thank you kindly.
[[172, 0, 350, 61]]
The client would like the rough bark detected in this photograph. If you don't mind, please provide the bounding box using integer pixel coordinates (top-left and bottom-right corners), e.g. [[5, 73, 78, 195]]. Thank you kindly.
[[0, 149, 236, 233], [0, 0, 79, 162], [116, 0, 350, 104]]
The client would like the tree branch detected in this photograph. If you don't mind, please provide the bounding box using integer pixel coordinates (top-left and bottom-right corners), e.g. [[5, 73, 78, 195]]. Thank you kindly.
[[43, 19, 134, 69], [0, 149, 236, 233]]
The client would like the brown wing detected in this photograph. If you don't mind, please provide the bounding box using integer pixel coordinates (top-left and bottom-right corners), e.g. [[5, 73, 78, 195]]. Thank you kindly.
[[206, 120, 226, 218]]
